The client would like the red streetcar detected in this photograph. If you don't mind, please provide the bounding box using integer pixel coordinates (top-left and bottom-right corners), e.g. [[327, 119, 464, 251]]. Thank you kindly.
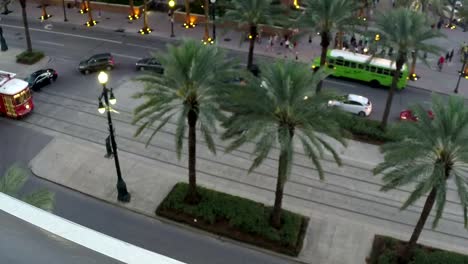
[[0, 71, 34, 118]]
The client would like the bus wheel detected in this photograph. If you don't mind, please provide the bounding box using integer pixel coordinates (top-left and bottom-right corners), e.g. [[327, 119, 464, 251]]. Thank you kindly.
[[358, 111, 366, 117], [370, 80, 380, 88]]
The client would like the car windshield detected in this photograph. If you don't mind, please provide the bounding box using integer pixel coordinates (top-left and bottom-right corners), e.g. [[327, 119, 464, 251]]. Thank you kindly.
[[25, 73, 38, 83]]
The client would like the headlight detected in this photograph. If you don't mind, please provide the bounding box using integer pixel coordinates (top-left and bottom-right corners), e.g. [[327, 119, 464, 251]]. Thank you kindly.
[[328, 100, 333, 106]]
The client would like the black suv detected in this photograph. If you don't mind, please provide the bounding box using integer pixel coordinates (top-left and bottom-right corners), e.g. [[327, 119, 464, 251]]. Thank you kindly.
[[79, 53, 115, 74]]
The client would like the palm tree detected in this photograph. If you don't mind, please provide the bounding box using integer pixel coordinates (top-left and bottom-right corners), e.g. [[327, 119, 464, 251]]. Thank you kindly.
[[18, 0, 32, 53], [132, 40, 235, 204], [221, 62, 346, 228], [221, 0, 281, 70], [300, 0, 359, 93], [0, 165, 54, 211], [374, 96, 468, 263], [371, 8, 443, 129]]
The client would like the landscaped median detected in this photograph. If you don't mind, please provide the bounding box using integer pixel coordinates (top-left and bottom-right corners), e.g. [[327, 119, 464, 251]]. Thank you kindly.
[[16, 50, 44, 65], [156, 183, 308, 256], [368, 235, 468, 264]]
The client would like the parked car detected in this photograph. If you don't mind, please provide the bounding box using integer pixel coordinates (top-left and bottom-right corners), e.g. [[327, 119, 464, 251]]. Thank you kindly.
[[399, 109, 434, 121], [328, 94, 372, 117], [135, 58, 164, 73], [25, 69, 58, 91], [79, 53, 115, 74]]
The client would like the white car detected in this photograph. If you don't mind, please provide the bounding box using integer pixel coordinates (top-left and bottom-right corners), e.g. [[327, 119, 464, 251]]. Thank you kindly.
[[328, 94, 372, 117]]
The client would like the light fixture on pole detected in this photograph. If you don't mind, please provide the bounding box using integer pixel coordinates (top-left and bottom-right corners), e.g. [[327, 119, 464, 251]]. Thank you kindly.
[[210, 0, 216, 42], [168, 0, 176, 37], [97, 71, 131, 203], [454, 52, 468, 94]]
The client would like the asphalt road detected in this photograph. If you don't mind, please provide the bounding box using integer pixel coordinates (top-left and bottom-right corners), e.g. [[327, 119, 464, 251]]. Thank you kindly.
[[0, 210, 122, 264], [0, 16, 437, 122]]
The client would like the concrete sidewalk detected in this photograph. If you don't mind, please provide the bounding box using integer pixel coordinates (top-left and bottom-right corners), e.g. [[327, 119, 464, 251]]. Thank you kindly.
[[30, 136, 377, 264], [2, 1, 468, 95], [0, 47, 50, 78]]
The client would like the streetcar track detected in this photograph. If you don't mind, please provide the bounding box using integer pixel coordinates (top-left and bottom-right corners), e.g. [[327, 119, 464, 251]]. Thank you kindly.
[[35, 90, 464, 196], [27, 95, 468, 225], [19, 113, 468, 241]]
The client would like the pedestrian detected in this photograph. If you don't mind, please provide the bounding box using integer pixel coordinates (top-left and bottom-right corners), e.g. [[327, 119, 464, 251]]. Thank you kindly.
[[391, 0, 395, 8], [437, 19, 443, 30], [284, 38, 290, 50], [437, 55, 445, 71], [449, 49, 454, 62], [295, 51, 299, 61]]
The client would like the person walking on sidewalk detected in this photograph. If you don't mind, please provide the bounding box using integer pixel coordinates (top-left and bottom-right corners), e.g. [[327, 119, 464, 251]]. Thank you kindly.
[[449, 49, 454, 62], [437, 55, 445, 71]]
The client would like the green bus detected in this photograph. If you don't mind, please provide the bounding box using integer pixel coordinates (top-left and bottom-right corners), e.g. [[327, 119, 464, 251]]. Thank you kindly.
[[311, 49, 409, 90]]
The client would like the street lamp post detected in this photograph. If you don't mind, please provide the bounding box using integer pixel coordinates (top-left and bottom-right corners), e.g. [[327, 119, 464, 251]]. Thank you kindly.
[[97, 72, 131, 203], [169, 0, 175, 37], [210, 0, 216, 42], [454, 52, 468, 94]]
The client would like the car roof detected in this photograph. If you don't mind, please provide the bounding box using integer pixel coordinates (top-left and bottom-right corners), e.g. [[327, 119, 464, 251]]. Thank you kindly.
[[347, 94, 369, 104], [90, 53, 112, 59]]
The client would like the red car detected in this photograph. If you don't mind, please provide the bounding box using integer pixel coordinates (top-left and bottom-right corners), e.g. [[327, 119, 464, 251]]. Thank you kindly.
[[399, 109, 434, 121]]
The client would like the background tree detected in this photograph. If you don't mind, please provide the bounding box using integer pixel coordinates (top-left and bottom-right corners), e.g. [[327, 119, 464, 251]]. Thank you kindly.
[[132, 40, 235, 204], [374, 96, 468, 263], [370, 8, 443, 129], [221, 62, 346, 228], [18, 0, 32, 53], [221, 0, 282, 70], [0, 165, 54, 211], [300, 0, 359, 93]]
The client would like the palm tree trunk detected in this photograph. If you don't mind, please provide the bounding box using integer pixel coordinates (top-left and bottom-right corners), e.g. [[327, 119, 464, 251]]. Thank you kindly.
[[143, 0, 148, 28], [316, 30, 330, 93], [410, 50, 417, 76], [203, 0, 209, 41], [247, 25, 257, 70], [185, 109, 200, 204], [449, 5, 455, 27], [185, 0, 190, 25], [129, 0, 135, 17], [381, 55, 404, 129], [86, 0, 93, 22], [400, 188, 437, 263], [271, 149, 289, 228], [19, 0, 32, 53]]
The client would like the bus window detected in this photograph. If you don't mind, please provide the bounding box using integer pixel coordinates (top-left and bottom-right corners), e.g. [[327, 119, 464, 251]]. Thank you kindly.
[[350, 62, 357, 68], [358, 64, 364, 69], [329, 59, 335, 64], [383, 69, 391, 75], [376, 68, 383, 74], [344, 61, 350, 67], [335, 59, 344, 66], [369, 66, 377, 72], [365, 65, 370, 71]]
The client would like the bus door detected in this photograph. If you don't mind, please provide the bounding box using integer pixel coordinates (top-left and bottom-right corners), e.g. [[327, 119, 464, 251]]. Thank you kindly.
[[2, 95, 16, 117]]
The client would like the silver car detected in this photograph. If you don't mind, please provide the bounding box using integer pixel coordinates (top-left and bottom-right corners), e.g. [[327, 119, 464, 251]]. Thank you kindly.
[[328, 94, 372, 117]]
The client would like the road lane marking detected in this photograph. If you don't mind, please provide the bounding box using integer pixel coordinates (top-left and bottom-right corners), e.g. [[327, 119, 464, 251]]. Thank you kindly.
[[39, 40, 64, 47], [0, 24, 123, 44], [325, 79, 357, 88], [126, 43, 159, 50], [44, 24, 53, 30], [113, 53, 141, 60]]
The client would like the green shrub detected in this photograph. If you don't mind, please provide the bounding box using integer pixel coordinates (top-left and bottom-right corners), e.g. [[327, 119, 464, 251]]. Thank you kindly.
[[333, 113, 400, 143], [157, 183, 307, 255], [16, 50, 44, 65], [369, 235, 468, 264]]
